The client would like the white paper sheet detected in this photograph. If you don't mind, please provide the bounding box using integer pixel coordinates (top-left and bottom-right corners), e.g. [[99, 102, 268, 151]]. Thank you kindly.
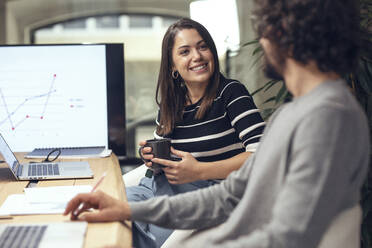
[[24, 185, 92, 203], [0, 185, 92, 215], [0, 194, 65, 215]]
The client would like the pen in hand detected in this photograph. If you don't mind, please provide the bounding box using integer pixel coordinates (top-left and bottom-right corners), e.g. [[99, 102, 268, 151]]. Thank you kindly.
[[73, 171, 107, 217]]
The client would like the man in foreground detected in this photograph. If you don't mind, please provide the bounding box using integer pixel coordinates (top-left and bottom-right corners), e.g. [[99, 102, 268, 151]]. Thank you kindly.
[[65, 0, 369, 247]]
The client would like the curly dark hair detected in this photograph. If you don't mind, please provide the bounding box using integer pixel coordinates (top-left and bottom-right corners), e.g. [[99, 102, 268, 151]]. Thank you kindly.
[[253, 0, 361, 75]]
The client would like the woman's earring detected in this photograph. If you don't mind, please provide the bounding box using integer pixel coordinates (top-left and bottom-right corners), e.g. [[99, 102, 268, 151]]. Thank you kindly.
[[172, 70, 179, 79]]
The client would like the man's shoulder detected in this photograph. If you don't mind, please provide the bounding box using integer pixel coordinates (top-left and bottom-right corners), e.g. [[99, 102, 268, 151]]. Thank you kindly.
[[293, 80, 361, 117]]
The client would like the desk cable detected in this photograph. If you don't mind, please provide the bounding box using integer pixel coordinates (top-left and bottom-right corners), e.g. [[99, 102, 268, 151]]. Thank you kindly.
[[29, 148, 61, 164]]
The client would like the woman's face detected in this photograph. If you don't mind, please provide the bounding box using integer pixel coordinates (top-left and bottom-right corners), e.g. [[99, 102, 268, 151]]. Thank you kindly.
[[171, 28, 214, 87]]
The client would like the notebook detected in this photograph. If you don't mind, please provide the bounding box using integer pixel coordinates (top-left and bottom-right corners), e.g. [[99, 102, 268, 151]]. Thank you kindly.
[[0, 222, 87, 248], [0, 134, 93, 180]]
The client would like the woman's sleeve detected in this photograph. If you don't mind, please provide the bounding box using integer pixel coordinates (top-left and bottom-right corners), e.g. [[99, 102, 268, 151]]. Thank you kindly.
[[222, 81, 265, 152]]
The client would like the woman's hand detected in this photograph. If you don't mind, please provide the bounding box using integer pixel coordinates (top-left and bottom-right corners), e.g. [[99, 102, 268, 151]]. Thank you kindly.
[[152, 147, 202, 184], [138, 140, 153, 169], [64, 190, 131, 222]]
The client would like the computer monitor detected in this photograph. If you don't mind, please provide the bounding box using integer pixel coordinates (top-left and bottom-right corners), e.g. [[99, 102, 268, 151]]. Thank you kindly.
[[0, 43, 126, 157]]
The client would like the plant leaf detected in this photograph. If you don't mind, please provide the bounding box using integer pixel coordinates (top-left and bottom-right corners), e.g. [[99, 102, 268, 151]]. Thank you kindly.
[[249, 53, 264, 70], [275, 83, 287, 104], [251, 83, 268, 96], [362, 192, 372, 218], [252, 46, 263, 56], [262, 96, 276, 104], [261, 108, 276, 120], [251, 79, 277, 95], [241, 39, 259, 47], [356, 62, 372, 94], [365, 60, 372, 81], [264, 80, 281, 92]]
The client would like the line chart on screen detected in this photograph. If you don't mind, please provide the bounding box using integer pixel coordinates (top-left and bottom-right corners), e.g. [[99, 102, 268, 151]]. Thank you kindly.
[[0, 45, 109, 152]]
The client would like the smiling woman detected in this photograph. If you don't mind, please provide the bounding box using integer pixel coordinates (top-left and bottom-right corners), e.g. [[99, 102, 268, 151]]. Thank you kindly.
[[125, 18, 266, 248]]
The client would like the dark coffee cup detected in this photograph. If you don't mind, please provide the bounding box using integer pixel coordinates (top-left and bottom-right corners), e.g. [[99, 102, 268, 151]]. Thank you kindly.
[[138, 138, 171, 171]]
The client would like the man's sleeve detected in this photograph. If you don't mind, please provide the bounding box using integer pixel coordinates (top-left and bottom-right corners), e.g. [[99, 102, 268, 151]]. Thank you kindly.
[[129, 156, 254, 230]]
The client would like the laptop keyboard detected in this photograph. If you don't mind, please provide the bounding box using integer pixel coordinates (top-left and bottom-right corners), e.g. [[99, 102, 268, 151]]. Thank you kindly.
[[0, 225, 47, 248], [19, 163, 60, 177]]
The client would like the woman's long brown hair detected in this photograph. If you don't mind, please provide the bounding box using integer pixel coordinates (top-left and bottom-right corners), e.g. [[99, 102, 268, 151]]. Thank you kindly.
[[156, 18, 221, 135]]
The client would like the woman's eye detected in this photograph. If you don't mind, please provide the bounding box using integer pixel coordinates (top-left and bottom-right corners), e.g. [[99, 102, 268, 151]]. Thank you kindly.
[[180, 49, 189, 55], [199, 44, 208, 50]]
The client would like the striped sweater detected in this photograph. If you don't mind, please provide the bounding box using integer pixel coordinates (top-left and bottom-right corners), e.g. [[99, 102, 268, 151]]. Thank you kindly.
[[154, 76, 265, 163]]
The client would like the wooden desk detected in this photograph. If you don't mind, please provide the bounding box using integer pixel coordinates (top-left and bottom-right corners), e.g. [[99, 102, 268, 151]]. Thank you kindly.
[[0, 153, 132, 248]]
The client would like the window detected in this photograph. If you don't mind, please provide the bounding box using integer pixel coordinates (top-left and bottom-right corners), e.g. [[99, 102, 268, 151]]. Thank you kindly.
[[62, 19, 86, 29], [162, 16, 179, 28], [96, 16, 119, 28], [128, 15, 152, 28]]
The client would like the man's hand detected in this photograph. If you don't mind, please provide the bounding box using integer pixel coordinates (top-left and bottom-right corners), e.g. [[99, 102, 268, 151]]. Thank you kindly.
[[64, 190, 131, 222]]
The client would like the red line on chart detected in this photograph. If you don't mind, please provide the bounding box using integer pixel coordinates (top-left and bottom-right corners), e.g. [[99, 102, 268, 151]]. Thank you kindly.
[[41, 73, 57, 117], [0, 74, 58, 130], [0, 88, 14, 128]]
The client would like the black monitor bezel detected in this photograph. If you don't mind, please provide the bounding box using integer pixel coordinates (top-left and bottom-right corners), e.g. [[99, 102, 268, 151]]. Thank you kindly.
[[105, 43, 126, 157]]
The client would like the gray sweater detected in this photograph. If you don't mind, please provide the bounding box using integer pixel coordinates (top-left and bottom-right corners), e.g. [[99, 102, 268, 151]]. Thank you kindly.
[[129, 80, 370, 248]]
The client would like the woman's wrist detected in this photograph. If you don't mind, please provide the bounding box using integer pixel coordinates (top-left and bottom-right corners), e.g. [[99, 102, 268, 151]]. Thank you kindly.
[[196, 161, 209, 181]]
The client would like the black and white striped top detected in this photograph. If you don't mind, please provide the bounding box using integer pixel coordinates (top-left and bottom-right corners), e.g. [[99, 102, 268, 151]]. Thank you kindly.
[[154, 76, 265, 162]]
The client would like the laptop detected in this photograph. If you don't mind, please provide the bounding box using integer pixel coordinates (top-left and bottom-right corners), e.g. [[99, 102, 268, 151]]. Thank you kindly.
[[0, 134, 93, 180], [0, 222, 87, 248]]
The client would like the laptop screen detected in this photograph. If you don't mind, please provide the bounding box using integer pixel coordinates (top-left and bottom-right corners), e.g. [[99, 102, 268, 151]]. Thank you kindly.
[[0, 133, 19, 175]]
